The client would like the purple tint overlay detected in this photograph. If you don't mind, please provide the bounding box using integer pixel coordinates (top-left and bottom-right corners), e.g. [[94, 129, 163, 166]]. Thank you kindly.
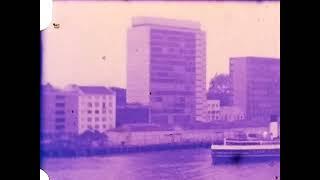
[[41, 2, 279, 178]]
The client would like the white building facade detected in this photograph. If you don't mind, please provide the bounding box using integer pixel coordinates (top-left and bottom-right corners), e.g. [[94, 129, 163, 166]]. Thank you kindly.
[[66, 86, 116, 134], [207, 100, 220, 122], [219, 106, 245, 122]]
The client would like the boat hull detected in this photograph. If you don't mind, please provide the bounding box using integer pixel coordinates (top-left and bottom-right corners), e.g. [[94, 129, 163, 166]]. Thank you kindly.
[[211, 149, 280, 164]]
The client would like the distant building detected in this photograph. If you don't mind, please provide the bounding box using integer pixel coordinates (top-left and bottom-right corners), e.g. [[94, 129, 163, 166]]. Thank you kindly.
[[110, 87, 126, 108], [41, 84, 78, 138], [207, 100, 220, 122], [127, 17, 207, 125], [219, 106, 245, 122], [67, 86, 116, 134], [116, 103, 150, 127], [230, 57, 280, 122]]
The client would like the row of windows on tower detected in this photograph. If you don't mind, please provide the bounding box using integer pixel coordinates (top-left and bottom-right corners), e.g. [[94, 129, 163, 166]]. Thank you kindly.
[[209, 104, 219, 108], [86, 102, 113, 108], [86, 109, 112, 114], [86, 117, 112, 122], [83, 95, 113, 100], [85, 124, 112, 130]]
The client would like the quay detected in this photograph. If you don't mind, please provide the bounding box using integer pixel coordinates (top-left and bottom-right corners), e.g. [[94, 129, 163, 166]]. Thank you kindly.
[[41, 121, 273, 158], [41, 141, 212, 158]]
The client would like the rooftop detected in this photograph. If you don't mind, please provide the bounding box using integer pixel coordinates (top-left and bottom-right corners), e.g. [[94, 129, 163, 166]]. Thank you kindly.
[[78, 86, 114, 95], [132, 16, 201, 30], [230, 56, 280, 61]]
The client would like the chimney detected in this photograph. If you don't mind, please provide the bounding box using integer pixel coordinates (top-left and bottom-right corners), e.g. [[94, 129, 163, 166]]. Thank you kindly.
[[269, 115, 279, 139]]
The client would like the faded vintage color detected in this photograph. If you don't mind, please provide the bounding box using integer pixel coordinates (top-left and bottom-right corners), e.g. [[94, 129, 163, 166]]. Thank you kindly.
[[40, 1, 280, 179]]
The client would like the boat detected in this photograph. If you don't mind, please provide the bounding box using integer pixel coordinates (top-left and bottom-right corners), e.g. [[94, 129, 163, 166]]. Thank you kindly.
[[211, 137, 280, 164]]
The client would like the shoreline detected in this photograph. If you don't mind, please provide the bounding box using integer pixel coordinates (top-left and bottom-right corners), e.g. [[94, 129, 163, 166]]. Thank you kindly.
[[41, 142, 211, 158]]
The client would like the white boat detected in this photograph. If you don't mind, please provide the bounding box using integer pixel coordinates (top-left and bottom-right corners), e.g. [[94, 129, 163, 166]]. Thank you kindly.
[[211, 138, 280, 164]]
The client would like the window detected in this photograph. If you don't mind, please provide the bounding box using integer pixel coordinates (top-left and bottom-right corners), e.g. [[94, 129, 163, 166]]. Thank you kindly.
[[95, 96, 99, 99], [102, 96, 106, 100], [88, 96, 92, 99], [95, 117, 99, 122], [55, 95, 65, 100], [95, 110, 99, 114], [88, 125, 92, 129], [108, 110, 112, 114], [102, 109, 106, 114], [87, 117, 92, 122], [55, 110, 65, 115], [88, 102, 92, 107], [103, 125, 106, 129], [95, 125, 99, 129], [55, 103, 65, 108], [55, 125, 65, 130], [102, 102, 106, 108], [87, 110, 92, 114], [94, 102, 99, 107], [102, 117, 106, 122], [109, 102, 112, 107], [55, 118, 65, 123]]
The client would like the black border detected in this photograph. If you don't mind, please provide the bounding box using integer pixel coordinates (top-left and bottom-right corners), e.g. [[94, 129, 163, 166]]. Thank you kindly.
[[2, 0, 39, 179], [281, 0, 314, 179]]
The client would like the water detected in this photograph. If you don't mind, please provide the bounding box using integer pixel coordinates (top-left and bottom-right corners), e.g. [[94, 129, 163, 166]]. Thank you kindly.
[[42, 148, 280, 180]]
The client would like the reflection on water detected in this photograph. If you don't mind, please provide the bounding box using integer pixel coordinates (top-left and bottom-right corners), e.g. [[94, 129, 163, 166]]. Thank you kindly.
[[42, 149, 280, 180]]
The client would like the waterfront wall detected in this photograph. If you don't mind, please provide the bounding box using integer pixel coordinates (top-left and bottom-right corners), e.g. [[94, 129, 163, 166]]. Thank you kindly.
[[106, 127, 268, 146]]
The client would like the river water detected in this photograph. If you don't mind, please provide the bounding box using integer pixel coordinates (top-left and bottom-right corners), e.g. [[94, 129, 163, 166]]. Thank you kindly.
[[42, 148, 280, 180]]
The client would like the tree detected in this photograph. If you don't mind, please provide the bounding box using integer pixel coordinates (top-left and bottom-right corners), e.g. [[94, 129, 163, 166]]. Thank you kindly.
[[207, 73, 232, 106], [76, 130, 108, 147]]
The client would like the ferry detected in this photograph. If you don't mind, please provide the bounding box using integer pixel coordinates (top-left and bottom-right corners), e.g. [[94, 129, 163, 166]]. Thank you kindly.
[[211, 137, 280, 164]]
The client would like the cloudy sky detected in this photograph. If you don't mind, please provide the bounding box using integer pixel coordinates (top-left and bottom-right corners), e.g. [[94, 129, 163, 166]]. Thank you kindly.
[[42, 1, 280, 89]]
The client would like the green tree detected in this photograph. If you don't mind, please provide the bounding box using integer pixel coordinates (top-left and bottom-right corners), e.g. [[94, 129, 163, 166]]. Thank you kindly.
[[207, 74, 232, 106]]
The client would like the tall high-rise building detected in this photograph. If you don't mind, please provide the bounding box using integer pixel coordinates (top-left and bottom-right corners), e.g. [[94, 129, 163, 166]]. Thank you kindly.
[[230, 57, 280, 122], [127, 17, 206, 125]]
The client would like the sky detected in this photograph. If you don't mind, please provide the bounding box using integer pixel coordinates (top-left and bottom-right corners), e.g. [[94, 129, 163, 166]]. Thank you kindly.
[[42, 1, 280, 89]]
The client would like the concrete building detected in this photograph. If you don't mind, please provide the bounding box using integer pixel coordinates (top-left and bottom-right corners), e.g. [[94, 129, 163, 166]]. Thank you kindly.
[[127, 17, 206, 125], [207, 100, 220, 122], [67, 86, 116, 134], [42, 84, 117, 137], [110, 87, 126, 108], [219, 106, 245, 122], [116, 103, 150, 127], [41, 84, 78, 138], [230, 57, 280, 122]]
